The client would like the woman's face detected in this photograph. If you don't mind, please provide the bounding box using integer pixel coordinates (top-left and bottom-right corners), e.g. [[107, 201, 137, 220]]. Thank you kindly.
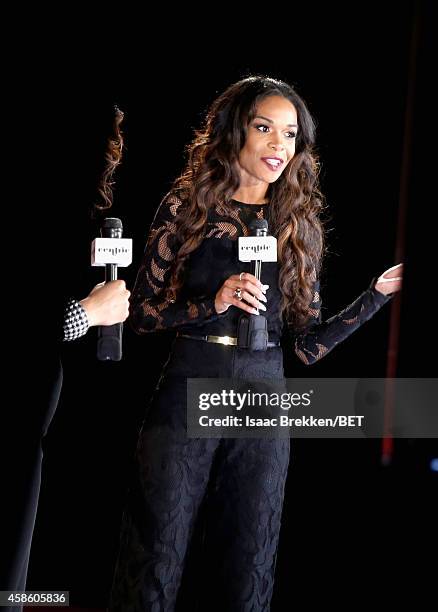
[[237, 95, 298, 185]]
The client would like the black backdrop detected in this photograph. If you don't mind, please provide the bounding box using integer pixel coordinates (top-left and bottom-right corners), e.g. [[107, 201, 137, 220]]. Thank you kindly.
[[12, 2, 436, 608]]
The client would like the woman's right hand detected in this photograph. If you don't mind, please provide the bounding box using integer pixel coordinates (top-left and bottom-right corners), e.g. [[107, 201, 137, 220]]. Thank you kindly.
[[214, 272, 268, 315]]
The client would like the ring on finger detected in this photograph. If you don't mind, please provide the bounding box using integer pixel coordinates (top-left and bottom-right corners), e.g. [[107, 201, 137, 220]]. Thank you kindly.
[[233, 287, 243, 301]]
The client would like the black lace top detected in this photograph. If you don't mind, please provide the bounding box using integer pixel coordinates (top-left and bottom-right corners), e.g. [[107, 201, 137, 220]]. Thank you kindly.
[[130, 193, 392, 364]]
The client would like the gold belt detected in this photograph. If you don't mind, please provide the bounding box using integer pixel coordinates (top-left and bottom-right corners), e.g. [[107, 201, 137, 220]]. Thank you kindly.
[[176, 333, 280, 347]]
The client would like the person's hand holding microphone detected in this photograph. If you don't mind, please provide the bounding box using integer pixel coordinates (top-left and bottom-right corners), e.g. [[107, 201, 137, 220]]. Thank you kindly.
[[214, 272, 268, 315], [80, 280, 130, 327]]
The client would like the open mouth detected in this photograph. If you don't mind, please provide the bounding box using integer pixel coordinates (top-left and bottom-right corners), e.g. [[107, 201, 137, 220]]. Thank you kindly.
[[261, 157, 284, 171]]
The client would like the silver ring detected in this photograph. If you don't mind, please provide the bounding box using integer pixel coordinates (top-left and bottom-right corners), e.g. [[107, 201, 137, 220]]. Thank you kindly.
[[239, 272, 245, 281], [234, 287, 243, 301]]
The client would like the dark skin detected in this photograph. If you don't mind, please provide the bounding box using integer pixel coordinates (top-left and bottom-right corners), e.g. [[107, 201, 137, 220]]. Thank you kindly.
[[213, 96, 403, 316]]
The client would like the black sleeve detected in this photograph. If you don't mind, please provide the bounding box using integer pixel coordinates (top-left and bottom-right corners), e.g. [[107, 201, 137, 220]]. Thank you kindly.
[[292, 277, 393, 365], [130, 193, 225, 334]]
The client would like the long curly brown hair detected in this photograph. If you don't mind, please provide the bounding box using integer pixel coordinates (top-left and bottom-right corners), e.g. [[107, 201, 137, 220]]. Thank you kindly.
[[167, 76, 327, 329], [93, 105, 125, 215]]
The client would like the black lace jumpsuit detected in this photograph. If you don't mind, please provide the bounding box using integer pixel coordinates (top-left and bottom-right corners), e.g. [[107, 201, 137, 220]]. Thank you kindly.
[[110, 193, 392, 612]]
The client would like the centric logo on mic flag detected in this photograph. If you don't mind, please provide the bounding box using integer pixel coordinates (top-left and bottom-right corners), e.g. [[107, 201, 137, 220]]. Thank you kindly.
[[238, 236, 278, 262], [91, 237, 133, 266]]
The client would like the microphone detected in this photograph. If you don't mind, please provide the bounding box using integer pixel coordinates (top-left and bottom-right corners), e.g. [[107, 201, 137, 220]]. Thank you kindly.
[[91, 217, 132, 361], [236, 219, 276, 350], [238, 218, 276, 275]]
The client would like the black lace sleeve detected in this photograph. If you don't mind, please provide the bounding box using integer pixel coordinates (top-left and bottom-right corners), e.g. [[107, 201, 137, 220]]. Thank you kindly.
[[293, 277, 394, 365], [130, 194, 223, 334]]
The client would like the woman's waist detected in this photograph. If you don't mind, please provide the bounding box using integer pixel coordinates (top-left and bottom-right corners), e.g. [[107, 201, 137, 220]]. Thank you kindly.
[[178, 318, 282, 345], [163, 335, 284, 380]]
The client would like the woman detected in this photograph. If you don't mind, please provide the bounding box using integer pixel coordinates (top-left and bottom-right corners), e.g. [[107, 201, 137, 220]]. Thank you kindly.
[[110, 76, 402, 611]]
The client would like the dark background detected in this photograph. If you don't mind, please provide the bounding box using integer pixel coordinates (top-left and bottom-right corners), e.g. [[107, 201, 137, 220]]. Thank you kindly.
[[11, 1, 436, 609]]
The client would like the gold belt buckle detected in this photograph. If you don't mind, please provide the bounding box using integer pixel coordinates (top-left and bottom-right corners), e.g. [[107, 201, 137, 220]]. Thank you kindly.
[[207, 335, 237, 346]]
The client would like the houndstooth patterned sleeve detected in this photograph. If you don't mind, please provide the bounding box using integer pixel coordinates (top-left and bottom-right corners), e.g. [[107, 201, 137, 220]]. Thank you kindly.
[[63, 298, 90, 341]]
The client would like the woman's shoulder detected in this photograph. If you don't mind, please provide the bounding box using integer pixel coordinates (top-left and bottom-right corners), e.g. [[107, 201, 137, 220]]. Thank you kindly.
[[151, 190, 189, 226], [160, 190, 188, 213]]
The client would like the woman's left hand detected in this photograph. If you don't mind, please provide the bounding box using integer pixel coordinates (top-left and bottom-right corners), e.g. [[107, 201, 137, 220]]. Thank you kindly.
[[374, 263, 403, 295]]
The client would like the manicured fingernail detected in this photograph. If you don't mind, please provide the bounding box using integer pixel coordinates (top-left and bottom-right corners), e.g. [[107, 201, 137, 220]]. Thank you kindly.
[[253, 308, 259, 315]]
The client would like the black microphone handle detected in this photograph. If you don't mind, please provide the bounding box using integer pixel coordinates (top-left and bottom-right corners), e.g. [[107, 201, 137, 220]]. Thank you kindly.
[[106, 263, 117, 281], [96, 263, 123, 361], [252, 259, 262, 282], [249, 219, 268, 283], [236, 218, 269, 350]]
